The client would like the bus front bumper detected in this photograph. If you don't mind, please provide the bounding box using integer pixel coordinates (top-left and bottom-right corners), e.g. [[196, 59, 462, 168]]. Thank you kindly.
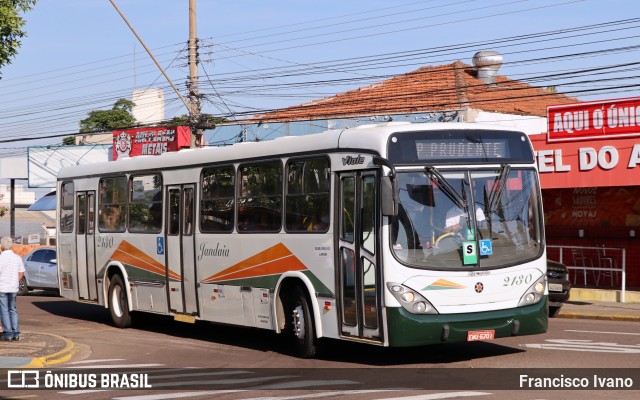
[[385, 297, 548, 347]]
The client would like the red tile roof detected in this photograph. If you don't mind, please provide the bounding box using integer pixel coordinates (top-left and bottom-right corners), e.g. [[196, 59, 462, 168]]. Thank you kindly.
[[252, 61, 578, 122]]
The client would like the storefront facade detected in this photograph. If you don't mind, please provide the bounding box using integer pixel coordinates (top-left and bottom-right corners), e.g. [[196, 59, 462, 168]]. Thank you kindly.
[[533, 97, 640, 289]]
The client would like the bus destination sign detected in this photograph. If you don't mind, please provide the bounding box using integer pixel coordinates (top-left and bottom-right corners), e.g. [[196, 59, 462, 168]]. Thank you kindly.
[[416, 139, 508, 160]]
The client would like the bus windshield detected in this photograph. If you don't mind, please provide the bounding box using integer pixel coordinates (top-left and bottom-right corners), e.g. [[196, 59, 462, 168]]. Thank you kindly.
[[391, 168, 543, 269]]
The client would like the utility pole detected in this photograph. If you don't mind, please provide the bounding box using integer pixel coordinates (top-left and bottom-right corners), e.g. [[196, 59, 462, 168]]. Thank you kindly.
[[188, 0, 203, 147], [109, 0, 203, 147]]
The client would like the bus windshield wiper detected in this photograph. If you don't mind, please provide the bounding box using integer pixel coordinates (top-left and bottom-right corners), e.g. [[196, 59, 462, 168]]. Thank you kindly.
[[488, 164, 511, 214], [425, 166, 467, 211]]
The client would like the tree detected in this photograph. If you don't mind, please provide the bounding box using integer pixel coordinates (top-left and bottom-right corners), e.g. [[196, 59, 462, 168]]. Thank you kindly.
[[79, 98, 136, 133], [64, 98, 137, 145], [166, 113, 226, 129], [0, 1, 38, 75]]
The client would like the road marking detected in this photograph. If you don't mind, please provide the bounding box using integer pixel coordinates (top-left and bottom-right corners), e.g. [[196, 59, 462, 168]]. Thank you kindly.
[[69, 363, 164, 369], [371, 393, 492, 400], [565, 329, 640, 336], [59, 376, 291, 395], [255, 379, 359, 389], [525, 339, 640, 353], [112, 390, 245, 400], [152, 370, 251, 379], [148, 375, 298, 388], [67, 358, 126, 364], [244, 391, 490, 400], [244, 390, 399, 400]]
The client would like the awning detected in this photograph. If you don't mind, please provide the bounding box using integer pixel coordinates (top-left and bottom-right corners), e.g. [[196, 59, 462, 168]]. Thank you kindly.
[[28, 191, 56, 211]]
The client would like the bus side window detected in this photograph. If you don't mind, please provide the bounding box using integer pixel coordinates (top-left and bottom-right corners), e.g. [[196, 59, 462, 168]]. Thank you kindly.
[[60, 182, 75, 233], [168, 188, 180, 235], [98, 176, 127, 232], [238, 161, 282, 233], [285, 157, 330, 233], [129, 174, 162, 233], [201, 165, 235, 233]]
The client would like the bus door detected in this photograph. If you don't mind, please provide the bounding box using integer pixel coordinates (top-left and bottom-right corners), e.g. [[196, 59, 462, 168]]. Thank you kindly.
[[337, 171, 382, 342], [166, 184, 198, 316], [76, 191, 98, 301]]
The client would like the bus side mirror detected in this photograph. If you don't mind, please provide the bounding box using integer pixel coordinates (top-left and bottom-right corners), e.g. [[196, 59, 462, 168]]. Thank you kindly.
[[381, 176, 398, 217]]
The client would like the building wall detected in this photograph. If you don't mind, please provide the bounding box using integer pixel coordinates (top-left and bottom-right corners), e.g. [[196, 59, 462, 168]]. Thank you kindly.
[[132, 88, 165, 124], [467, 109, 548, 135], [544, 185, 639, 289], [0, 184, 36, 206]]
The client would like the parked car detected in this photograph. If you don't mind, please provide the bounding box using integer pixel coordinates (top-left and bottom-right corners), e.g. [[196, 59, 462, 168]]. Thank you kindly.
[[18, 247, 59, 295], [547, 259, 571, 317]]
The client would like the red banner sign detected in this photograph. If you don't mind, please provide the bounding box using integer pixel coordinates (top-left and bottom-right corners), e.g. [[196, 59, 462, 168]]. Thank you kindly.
[[531, 134, 640, 189], [547, 97, 640, 142], [112, 126, 191, 160]]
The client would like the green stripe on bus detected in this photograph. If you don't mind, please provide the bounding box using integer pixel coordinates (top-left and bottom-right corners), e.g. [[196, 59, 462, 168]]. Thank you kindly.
[[385, 297, 548, 347]]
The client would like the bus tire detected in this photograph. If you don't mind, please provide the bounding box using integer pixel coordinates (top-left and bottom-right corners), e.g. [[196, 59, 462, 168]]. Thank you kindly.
[[289, 286, 316, 358], [108, 275, 132, 328]]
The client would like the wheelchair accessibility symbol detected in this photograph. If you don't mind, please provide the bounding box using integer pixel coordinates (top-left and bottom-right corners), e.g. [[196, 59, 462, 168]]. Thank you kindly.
[[479, 239, 492, 256], [157, 237, 165, 255]]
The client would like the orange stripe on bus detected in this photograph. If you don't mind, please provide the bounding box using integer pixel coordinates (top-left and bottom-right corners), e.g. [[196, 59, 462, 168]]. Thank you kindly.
[[111, 240, 182, 280], [430, 278, 466, 288], [202, 243, 307, 283]]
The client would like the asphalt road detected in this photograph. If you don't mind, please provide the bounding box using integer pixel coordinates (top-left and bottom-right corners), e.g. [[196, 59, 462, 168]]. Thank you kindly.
[[3, 292, 639, 400]]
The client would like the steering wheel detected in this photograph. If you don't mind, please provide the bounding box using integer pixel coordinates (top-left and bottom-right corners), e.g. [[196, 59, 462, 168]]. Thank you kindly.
[[434, 231, 463, 249]]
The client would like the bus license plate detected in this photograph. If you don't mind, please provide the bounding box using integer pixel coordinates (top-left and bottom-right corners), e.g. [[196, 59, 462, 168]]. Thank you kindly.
[[548, 283, 563, 292], [467, 330, 495, 341]]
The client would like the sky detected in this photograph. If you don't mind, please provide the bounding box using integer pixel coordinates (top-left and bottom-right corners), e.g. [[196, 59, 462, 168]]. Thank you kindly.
[[1, 0, 640, 159]]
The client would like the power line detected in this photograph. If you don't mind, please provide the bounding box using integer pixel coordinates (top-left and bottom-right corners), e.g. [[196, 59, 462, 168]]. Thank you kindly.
[[2, 4, 640, 146]]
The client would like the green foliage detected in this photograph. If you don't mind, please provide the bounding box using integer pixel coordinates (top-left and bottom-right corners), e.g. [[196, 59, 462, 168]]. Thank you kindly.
[[0, 0, 37, 75], [166, 113, 226, 129], [79, 98, 136, 133]]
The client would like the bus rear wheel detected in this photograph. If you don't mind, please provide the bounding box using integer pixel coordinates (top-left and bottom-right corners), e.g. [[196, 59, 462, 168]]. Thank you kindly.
[[289, 286, 316, 358], [108, 275, 132, 328]]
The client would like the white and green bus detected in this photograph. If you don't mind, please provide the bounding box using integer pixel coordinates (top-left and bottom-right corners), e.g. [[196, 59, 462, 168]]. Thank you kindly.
[[57, 122, 548, 358]]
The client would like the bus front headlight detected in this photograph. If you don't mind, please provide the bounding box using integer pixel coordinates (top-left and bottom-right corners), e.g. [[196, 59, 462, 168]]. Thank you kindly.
[[387, 283, 438, 314], [517, 275, 546, 307]]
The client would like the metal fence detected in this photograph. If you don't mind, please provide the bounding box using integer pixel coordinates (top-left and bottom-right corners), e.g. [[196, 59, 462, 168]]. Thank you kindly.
[[547, 245, 627, 302]]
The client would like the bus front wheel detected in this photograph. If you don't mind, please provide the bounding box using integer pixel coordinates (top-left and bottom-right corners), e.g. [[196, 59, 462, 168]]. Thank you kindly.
[[108, 275, 132, 328], [289, 286, 316, 358]]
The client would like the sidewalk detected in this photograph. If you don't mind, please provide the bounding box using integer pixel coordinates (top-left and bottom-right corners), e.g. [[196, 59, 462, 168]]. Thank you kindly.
[[1, 297, 638, 369], [0, 332, 75, 368], [556, 287, 640, 321], [557, 299, 640, 322]]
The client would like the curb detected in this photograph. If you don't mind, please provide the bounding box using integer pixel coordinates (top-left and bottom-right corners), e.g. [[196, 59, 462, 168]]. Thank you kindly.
[[557, 312, 640, 322], [19, 333, 76, 368]]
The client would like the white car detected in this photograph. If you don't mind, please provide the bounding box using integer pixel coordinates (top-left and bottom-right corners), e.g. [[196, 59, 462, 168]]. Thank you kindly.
[[19, 248, 59, 295]]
